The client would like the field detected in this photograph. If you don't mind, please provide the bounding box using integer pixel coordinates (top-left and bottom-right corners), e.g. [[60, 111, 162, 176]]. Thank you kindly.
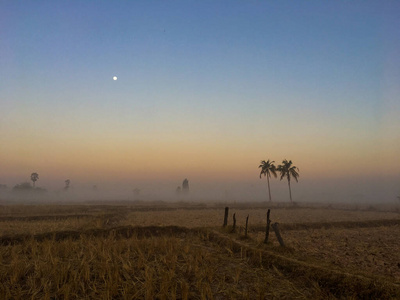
[[0, 201, 399, 299]]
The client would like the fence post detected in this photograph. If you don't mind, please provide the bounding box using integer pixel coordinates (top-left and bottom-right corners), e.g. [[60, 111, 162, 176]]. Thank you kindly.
[[264, 209, 271, 244], [223, 207, 229, 227], [231, 213, 236, 233], [245, 214, 249, 237], [271, 222, 285, 247]]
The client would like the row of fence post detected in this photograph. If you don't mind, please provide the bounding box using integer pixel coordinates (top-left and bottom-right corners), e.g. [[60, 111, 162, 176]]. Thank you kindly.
[[223, 207, 285, 246]]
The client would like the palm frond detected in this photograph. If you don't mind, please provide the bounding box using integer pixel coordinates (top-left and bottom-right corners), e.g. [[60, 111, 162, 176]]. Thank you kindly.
[[259, 159, 277, 179], [270, 167, 277, 178]]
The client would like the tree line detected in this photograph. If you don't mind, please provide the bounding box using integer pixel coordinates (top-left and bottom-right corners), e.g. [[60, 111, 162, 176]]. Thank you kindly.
[[7, 173, 71, 192]]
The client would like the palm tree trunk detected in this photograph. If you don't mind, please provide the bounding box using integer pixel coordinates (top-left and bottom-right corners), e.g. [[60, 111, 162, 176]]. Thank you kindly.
[[267, 176, 272, 202], [288, 179, 292, 203]]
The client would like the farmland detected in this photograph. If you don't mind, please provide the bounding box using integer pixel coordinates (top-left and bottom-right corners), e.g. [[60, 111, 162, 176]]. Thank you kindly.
[[0, 201, 399, 299]]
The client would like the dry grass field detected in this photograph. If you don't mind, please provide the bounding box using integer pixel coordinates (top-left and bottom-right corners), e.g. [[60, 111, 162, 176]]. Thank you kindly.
[[0, 201, 399, 299]]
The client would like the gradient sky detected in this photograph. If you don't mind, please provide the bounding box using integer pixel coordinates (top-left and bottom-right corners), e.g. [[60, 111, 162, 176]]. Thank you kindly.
[[1, 1, 399, 200]]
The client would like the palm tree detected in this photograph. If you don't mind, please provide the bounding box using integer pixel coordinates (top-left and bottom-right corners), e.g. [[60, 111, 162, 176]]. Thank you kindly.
[[259, 160, 277, 202], [31, 172, 39, 188], [277, 160, 299, 203]]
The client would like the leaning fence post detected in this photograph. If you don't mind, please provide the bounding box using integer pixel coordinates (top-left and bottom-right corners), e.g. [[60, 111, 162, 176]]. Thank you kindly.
[[231, 213, 236, 233], [264, 209, 271, 244], [223, 207, 229, 227], [271, 222, 285, 247], [245, 214, 249, 237]]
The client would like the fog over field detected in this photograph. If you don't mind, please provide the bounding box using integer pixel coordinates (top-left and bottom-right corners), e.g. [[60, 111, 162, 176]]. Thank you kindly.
[[0, 175, 398, 204]]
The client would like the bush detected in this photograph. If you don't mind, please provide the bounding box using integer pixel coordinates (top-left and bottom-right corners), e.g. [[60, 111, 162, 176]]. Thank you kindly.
[[12, 183, 46, 193], [12, 182, 33, 191]]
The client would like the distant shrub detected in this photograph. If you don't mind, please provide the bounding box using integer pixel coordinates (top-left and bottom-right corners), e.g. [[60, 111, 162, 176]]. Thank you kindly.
[[12, 182, 33, 191], [12, 182, 46, 193]]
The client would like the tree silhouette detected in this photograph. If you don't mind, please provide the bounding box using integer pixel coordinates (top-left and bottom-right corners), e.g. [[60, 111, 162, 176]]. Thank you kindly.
[[13, 182, 33, 191], [182, 179, 189, 194], [64, 179, 70, 190], [258, 159, 277, 202], [176, 186, 181, 196], [31, 173, 39, 188], [277, 160, 299, 203]]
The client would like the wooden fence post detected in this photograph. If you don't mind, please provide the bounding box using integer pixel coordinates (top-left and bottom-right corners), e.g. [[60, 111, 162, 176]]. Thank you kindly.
[[245, 215, 249, 237], [223, 207, 229, 227], [231, 213, 236, 233], [264, 209, 271, 244], [271, 222, 285, 247]]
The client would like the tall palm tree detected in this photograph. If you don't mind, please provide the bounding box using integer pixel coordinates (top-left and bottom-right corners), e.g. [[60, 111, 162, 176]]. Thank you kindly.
[[277, 160, 299, 203], [259, 160, 277, 202], [31, 172, 39, 188]]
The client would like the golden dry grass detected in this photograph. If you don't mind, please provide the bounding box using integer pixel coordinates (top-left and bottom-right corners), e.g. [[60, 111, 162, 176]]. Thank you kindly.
[[254, 225, 400, 284], [0, 202, 399, 299], [0, 230, 324, 299], [123, 207, 399, 228], [0, 218, 93, 236]]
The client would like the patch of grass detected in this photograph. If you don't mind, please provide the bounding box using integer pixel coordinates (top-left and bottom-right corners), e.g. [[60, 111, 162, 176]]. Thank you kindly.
[[0, 229, 317, 299], [1, 202, 399, 298]]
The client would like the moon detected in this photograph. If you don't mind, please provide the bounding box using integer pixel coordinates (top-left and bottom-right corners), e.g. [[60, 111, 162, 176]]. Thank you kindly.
[[113, 76, 118, 81]]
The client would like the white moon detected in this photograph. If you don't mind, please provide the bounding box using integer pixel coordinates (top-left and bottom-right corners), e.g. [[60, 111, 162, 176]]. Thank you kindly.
[[113, 76, 118, 81]]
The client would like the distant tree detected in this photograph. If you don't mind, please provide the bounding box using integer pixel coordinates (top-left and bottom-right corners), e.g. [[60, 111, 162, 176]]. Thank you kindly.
[[64, 179, 70, 190], [133, 188, 141, 196], [12, 182, 46, 193], [31, 172, 39, 188], [182, 179, 189, 194], [176, 186, 181, 195], [259, 159, 277, 202], [277, 159, 299, 203], [0, 184, 7, 190], [12, 182, 33, 191]]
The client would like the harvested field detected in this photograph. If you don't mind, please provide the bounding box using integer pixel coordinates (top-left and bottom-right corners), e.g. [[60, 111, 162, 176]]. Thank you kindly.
[[255, 224, 400, 284], [122, 207, 399, 228], [0, 202, 399, 299]]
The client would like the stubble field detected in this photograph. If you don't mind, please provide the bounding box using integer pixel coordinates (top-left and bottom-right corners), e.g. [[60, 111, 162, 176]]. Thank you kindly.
[[0, 201, 399, 299]]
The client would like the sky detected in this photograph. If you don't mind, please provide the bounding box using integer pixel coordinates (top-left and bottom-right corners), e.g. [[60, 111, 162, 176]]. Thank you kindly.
[[1, 1, 399, 202]]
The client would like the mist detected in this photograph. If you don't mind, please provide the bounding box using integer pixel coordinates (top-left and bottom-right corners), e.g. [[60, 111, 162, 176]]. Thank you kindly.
[[1, 174, 398, 205]]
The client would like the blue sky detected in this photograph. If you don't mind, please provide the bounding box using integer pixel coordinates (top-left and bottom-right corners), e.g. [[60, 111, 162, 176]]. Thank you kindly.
[[1, 1, 399, 201]]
